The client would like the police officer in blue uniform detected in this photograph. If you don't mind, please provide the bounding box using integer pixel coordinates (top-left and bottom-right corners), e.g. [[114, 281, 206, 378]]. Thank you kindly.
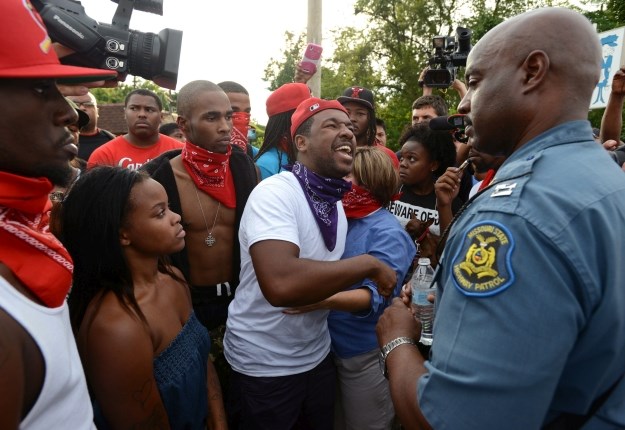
[[376, 7, 625, 430]]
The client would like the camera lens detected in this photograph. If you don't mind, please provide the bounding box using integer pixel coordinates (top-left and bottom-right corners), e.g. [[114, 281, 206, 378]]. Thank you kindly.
[[424, 69, 453, 88], [128, 31, 156, 81], [127, 29, 182, 90]]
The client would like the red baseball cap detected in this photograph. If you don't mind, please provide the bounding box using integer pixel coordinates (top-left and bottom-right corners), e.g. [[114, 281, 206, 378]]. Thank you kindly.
[[0, 0, 117, 83], [290, 98, 349, 140], [266, 83, 312, 117]]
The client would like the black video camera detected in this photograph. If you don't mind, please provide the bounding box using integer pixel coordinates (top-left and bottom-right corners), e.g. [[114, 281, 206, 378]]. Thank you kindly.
[[32, 0, 182, 90], [423, 27, 472, 89]]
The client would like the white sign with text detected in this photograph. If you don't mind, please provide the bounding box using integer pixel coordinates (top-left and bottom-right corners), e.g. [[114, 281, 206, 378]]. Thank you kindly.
[[591, 26, 625, 110]]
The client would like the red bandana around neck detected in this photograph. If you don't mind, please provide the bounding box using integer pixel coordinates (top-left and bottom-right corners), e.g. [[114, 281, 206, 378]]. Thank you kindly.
[[0, 171, 73, 307], [478, 169, 496, 191], [342, 183, 383, 219], [181, 141, 236, 208]]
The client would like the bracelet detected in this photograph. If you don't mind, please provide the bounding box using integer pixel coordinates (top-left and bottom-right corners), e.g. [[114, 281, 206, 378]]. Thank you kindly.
[[378, 337, 419, 378]]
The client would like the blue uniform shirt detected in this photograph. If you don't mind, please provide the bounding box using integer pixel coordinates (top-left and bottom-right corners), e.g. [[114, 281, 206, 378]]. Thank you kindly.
[[419, 121, 625, 429]]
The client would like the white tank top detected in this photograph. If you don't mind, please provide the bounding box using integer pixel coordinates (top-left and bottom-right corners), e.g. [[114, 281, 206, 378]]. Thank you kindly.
[[0, 276, 95, 429]]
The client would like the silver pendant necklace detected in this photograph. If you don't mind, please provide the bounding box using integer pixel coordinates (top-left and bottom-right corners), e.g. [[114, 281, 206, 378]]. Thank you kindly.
[[193, 187, 220, 247]]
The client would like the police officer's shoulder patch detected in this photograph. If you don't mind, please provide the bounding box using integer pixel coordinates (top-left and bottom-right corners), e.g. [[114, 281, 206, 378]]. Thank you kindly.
[[451, 221, 515, 297]]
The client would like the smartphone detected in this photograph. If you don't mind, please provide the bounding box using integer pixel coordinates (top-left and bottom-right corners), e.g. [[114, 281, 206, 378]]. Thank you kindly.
[[299, 43, 323, 75]]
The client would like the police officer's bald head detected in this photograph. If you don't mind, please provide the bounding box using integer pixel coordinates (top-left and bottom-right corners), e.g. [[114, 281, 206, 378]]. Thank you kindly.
[[458, 8, 601, 156], [482, 8, 600, 101]]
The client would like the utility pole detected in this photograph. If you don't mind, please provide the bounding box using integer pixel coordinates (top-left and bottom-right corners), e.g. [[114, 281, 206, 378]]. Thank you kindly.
[[307, 0, 322, 97]]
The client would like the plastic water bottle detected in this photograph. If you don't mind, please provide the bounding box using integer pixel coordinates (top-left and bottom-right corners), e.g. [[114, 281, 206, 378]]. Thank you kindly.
[[411, 258, 436, 345]]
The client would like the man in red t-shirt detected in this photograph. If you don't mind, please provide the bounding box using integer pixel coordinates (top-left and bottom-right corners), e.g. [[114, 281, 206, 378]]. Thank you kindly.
[[337, 86, 399, 168], [88, 89, 183, 170]]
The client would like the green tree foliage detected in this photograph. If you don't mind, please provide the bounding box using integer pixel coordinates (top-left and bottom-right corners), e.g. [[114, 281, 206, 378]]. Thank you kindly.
[[323, 27, 384, 97], [250, 121, 266, 149], [262, 29, 382, 98], [263, 32, 307, 91], [607, 0, 625, 25], [264, 0, 620, 147], [351, 0, 460, 148], [350, 0, 599, 148], [91, 77, 177, 113]]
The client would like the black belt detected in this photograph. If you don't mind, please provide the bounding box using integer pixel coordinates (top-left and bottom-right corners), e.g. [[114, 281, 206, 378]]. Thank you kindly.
[[190, 282, 233, 304]]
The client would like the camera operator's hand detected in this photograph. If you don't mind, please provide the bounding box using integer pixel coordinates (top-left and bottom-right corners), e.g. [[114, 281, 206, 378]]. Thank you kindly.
[[611, 67, 625, 96], [418, 66, 428, 84], [452, 79, 468, 99], [419, 66, 433, 96], [52, 43, 119, 96]]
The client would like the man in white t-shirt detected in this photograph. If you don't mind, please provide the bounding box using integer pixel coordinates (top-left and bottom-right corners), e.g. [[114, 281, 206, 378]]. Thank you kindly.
[[224, 98, 397, 429]]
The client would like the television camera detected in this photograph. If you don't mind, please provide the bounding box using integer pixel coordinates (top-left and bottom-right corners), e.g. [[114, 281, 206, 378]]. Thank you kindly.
[[32, 0, 182, 89]]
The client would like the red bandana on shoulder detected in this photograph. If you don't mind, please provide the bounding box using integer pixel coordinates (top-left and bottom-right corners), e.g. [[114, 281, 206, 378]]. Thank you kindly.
[[0, 171, 73, 307], [181, 141, 236, 208], [342, 183, 383, 219]]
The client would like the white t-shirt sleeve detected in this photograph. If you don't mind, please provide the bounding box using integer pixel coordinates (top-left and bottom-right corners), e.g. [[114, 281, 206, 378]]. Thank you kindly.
[[242, 175, 302, 249]]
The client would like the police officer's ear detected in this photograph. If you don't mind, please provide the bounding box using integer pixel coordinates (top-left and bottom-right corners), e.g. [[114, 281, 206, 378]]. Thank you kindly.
[[521, 50, 549, 93]]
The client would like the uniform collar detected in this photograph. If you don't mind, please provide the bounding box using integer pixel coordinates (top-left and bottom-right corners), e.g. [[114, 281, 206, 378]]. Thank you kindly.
[[494, 120, 593, 183]]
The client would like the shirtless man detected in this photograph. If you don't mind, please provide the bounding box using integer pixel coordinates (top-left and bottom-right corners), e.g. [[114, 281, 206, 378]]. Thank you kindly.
[[145, 80, 257, 329]]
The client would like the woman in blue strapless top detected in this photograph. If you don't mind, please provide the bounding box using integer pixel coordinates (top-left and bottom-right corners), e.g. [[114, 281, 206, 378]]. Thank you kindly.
[[57, 166, 226, 429]]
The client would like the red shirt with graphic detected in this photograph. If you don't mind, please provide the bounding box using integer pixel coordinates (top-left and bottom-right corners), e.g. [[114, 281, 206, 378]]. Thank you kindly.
[[87, 134, 184, 170]]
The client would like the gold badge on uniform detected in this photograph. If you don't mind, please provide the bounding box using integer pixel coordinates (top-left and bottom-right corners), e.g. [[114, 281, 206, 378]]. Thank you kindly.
[[451, 221, 515, 296]]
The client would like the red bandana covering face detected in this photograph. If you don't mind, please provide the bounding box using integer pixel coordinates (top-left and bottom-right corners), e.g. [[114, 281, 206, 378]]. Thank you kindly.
[[231, 111, 250, 153], [0, 171, 73, 307], [342, 183, 383, 219], [181, 141, 236, 208]]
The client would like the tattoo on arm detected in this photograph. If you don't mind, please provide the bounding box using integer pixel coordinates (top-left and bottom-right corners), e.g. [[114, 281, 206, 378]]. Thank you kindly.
[[131, 379, 153, 409], [129, 378, 168, 429]]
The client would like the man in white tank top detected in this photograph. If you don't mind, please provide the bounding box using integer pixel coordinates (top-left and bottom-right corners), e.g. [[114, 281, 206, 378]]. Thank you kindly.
[[0, 1, 116, 428]]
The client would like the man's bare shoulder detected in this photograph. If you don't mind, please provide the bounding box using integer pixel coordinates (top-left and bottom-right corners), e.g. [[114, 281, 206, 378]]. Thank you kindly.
[[170, 155, 189, 181]]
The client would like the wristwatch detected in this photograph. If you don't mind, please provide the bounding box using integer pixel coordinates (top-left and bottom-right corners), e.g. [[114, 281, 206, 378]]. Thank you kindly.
[[379, 337, 419, 378]]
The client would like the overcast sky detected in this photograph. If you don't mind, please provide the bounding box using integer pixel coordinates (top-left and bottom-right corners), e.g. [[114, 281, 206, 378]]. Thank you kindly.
[[77, 0, 365, 124]]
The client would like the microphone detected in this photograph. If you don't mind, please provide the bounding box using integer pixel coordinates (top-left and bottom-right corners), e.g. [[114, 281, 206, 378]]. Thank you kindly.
[[429, 114, 469, 143], [429, 116, 455, 131], [428, 114, 467, 131]]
